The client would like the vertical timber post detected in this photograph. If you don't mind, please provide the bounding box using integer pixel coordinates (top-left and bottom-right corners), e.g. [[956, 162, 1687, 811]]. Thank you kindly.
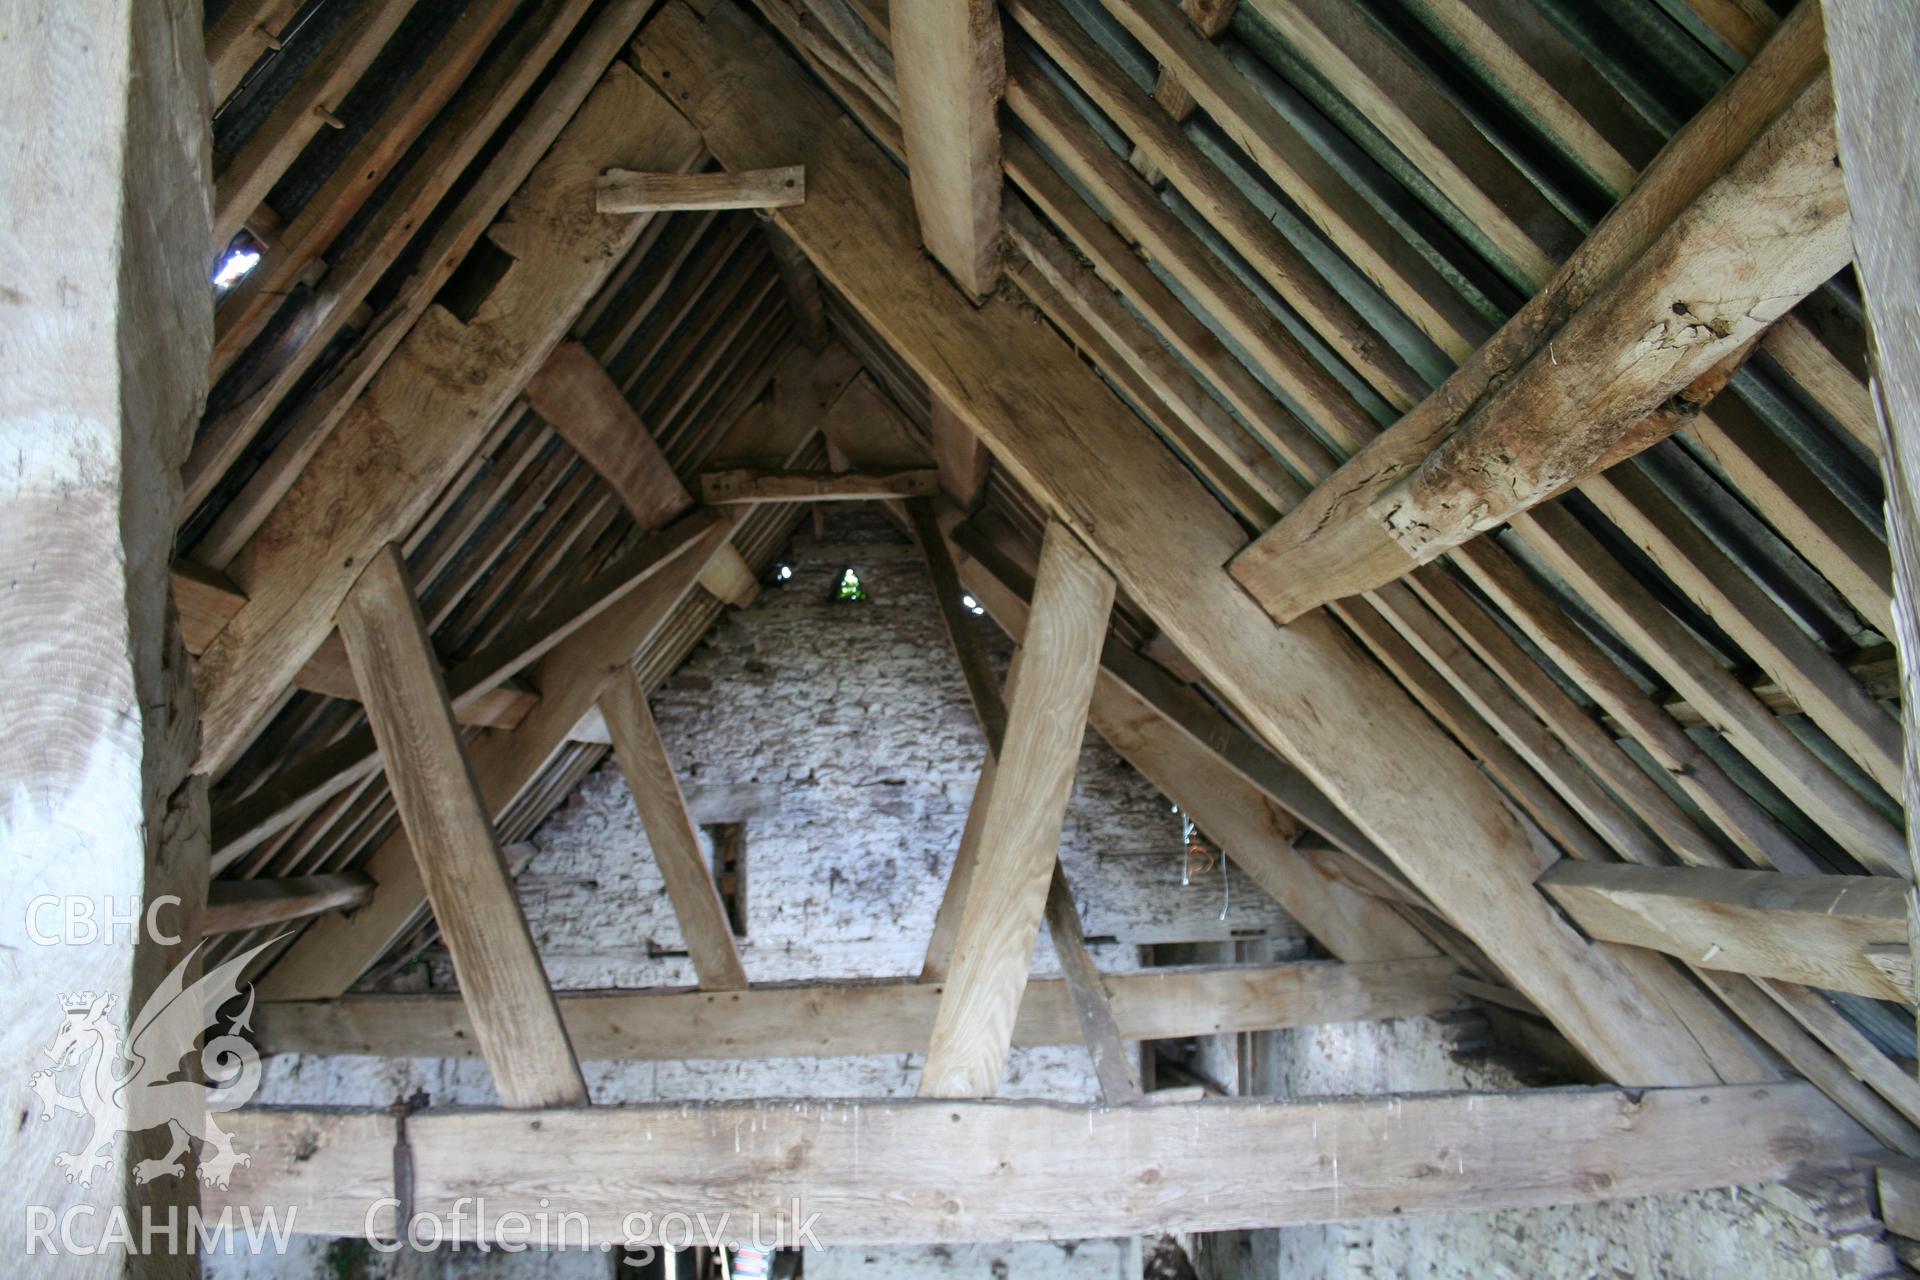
[[0, 0, 213, 1271], [1824, 0, 1920, 1061]]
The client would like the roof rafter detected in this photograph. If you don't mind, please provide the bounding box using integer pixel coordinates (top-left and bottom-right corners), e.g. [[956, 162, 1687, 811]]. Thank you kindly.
[[632, 0, 1765, 1088]]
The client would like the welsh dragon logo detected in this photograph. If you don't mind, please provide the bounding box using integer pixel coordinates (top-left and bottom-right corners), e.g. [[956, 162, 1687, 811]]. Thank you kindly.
[[29, 939, 275, 1189]]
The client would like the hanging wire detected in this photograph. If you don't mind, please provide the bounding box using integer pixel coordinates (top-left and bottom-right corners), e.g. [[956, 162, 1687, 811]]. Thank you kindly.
[[1173, 804, 1229, 921], [1218, 837, 1230, 923]]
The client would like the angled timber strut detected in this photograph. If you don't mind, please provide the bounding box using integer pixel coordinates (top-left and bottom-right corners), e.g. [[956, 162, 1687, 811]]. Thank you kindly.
[[336, 546, 587, 1107], [917, 521, 1116, 1098], [598, 669, 750, 990], [638, 0, 1763, 1089], [835, 395, 1144, 1102], [15, 0, 1920, 1264]]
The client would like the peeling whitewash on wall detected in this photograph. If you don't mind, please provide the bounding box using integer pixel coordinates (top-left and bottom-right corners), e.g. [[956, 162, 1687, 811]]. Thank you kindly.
[[220, 512, 1892, 1280]]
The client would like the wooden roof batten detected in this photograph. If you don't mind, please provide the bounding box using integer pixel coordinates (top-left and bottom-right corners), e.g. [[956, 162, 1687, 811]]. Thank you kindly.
[[23, 0, 1920, 1256]]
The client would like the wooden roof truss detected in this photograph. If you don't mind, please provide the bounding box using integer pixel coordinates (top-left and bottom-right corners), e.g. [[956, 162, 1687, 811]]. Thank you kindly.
[[15, 0, 1920, 1255]]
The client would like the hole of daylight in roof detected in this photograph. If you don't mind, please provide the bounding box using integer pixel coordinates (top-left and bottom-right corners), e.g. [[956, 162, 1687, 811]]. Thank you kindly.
[[212, 233, 262, 290], [832, 567, 868, 603], [771, 563, 794, 583], [960, 592, 985, 616]]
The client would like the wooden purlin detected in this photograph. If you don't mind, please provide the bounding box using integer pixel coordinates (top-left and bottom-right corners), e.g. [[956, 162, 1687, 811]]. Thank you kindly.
[[341, 434, 830, 990], [204, 168, 790, 913], [821, 0, 1905, 886], [140, 0, 1920, 1227], [188, 0, 666, 569], [1233, 76, 1851, 617], [822, 375, 1434, 972], [254, 517, 736, 1001], [1539, 862, 1910, 1001], [192, 62, 705, 779], [937, 507, 1442, 965]]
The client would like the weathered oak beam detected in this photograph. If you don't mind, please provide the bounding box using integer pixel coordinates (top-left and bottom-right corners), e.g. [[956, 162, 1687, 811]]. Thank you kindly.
[[764, 223, 830, 350], [1, 0, 213, 1253], [699, 466, 940, 504], [896, 476, 1141, 1097], [1880, 1160, 1920, 1241], [930, 398, 991, 508], [1232, 75, 1851, 621], [256, 959, 1462, 1059], [174, 560, 248, 654], [1822, 0, 1920, 1053], [808, 145, 1430, 970], [1044, 869, 1143, 1103], [206, 873, 375, 937], [1692, 969, 1920, 1154], [337, 546, 586, 1108], [942, 509, 1439, 964], [596, 165, 805, 212], [185, 0, 620, 536], [288, 632, 543, 729], [255, 515, 734, 1002], [598, 668, 749, 990], [909, 499, 1008, 759], [632, 0, 1750, 1085], [1539, 862, 1910, 1001], [920, 522, 1115, 1097], [525, 340, 761, 606], [216, 1085, 1873, 1244], [257, 348, 852, 1000], [893, 0, 1004, 299]]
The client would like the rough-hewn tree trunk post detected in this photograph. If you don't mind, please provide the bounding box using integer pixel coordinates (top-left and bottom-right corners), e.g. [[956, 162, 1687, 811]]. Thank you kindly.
[[1824, 0, 1920, 1065], [0, 1, 212, 1271]]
